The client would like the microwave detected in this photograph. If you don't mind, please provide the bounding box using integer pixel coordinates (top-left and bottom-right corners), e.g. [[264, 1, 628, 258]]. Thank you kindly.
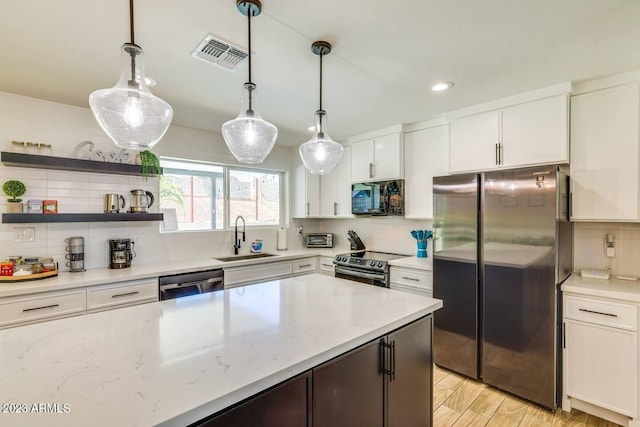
[[306, 233, 333, 248], [352, 179, 404, 216]]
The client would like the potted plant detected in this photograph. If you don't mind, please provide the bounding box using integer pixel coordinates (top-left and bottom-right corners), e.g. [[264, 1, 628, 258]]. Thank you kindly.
[[3, 180, 26, 213], [136, 150, 162, 178]]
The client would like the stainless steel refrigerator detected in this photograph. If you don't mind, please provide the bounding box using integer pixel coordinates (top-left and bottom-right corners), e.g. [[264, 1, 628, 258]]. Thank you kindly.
[[432, 164, 572, 410]]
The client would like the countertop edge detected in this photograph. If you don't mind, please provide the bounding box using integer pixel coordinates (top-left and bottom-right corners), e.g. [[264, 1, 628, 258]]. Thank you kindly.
[[0, 248, 350, 299], [561, 274, 640, 302], [388, 256, 433, 271]]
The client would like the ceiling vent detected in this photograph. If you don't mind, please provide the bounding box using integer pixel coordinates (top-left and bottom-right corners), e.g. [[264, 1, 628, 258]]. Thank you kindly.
[[191, 34, 248, 71]]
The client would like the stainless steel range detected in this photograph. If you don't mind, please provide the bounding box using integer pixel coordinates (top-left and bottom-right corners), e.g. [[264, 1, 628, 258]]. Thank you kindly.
[[333, 251, 406, 287]]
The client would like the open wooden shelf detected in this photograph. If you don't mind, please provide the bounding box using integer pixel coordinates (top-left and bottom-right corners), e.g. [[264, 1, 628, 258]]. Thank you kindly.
[[0, 152, 161, 177], [2, 213, 164, 224]]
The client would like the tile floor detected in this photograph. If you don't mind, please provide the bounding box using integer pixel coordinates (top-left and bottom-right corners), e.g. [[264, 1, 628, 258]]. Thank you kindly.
[[433, 365, 622, 426]]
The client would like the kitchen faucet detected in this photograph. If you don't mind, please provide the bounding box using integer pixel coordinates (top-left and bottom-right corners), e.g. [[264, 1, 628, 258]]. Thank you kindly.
[[234, 215, 246, 255]]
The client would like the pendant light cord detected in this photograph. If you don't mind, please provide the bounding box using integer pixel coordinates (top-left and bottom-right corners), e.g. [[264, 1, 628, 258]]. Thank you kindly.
[[319, 52, 323, 111], [247, 6, 252, 84], [129, 0, 135, 45]]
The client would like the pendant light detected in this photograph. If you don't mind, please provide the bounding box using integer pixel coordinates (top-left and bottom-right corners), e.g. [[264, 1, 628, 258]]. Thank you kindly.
[[89, 0, 173, 150], [222, 0, 278, 164], [299, 41, 343, 175]]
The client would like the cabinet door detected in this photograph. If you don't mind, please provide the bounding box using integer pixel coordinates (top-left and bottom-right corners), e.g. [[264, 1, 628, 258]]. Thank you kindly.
[[374, 132, 404, 180], [313, 339, 383, 427], [404, 125, 449, 218], [319, 146, 351, 217], [0, 289, 86, 328], [564, 319, 637, 417], [449, 110, 500, 173], [501, 95, 568, 167], [570, 83, 639, 220], [292, 152, 320, 217], [199, 371, 311, 427], [351, 139, 375, 182], [387, 316, 433, 427]]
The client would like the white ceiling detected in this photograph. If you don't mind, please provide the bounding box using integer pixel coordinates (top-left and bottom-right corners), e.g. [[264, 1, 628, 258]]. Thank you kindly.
[[1, 0, 639, 147]]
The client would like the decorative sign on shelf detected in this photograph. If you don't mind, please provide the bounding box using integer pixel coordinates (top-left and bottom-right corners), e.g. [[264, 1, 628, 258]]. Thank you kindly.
[[72, 140, 132, 164]]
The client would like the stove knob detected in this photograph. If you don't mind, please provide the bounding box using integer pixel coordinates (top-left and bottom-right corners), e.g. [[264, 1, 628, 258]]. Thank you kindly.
[[377, 261, 383, 268], [369, 260, 376, 266]]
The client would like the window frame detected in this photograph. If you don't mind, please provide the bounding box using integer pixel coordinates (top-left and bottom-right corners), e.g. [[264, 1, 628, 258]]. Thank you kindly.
[[159, 157, 285, 233]]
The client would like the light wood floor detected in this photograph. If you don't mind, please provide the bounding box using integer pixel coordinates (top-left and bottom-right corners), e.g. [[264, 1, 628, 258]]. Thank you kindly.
[[433, 365, 622, 427]]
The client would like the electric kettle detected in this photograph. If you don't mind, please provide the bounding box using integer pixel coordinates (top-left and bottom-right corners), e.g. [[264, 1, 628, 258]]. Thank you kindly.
[[129, 189, 154, 213]]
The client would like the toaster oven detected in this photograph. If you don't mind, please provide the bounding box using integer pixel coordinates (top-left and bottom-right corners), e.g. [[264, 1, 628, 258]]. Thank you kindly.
[[306, 233, 333, 248]]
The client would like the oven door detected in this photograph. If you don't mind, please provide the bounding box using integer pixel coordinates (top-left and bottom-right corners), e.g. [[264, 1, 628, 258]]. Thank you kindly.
[[335, 266, 388, 288]]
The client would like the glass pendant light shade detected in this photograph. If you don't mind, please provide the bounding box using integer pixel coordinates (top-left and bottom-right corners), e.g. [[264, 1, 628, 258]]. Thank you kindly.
[[89, 43, 173, 150], [299, 109, 343, 175], [222, 82, 278, 163]]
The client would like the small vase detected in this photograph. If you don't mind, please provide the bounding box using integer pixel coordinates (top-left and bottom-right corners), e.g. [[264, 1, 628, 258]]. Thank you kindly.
[[6, 202, 23, 213], [417, 241, 428, 258]]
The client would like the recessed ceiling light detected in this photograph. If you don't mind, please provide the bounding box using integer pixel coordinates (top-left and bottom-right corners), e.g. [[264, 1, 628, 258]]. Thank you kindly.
[[145, 76, 157, 87], [432, 81, 454, 92]]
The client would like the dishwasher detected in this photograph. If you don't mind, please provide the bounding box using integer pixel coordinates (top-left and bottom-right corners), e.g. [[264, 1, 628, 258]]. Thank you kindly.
[[159, 269, 224, 300]]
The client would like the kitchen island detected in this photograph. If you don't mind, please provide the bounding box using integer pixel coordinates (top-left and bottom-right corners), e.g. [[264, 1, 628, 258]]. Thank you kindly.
[[0, 273, 442, 426]]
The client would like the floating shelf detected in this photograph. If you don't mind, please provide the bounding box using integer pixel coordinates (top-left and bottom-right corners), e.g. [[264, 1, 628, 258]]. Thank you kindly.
[[0, 152, 161, 177], [2, 213, 164, 224]]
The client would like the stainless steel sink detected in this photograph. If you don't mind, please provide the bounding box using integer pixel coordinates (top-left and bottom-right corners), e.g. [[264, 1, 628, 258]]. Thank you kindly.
[[213, 253, 278, 262]]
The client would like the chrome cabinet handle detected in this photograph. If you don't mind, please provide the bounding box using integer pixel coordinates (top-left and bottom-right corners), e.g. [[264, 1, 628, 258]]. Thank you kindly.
[[369, 163, 374, 179], [578, 308, 618, 317], [321, 263, 333, 268], [23, 303, 59, 312], [111, 291, 140, 298], [306, 202, 310, 216], [299, 264, 312, 268], [334, 202, 338, 216], [495, 143, 499, 165], [499, 143, 503, 165], [401, 276, 420, 282]]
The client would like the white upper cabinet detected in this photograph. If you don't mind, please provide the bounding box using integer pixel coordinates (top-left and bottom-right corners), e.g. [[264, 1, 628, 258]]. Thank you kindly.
[[449, 110, 500, 172], [404, 123, 449, 218], [350, 128, 404, 182], [320, 146, 352, 217], [449, 92, 569, 173], [570, 82, 640, 221], [292, 152, 320, 218]]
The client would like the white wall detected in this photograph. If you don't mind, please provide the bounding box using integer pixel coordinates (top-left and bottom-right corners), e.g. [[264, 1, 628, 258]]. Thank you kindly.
[[0, 92, 293, 270]]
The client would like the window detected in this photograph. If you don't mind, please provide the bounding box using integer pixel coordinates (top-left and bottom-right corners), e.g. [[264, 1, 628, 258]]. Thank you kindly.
[[159, 158, 283, 232]]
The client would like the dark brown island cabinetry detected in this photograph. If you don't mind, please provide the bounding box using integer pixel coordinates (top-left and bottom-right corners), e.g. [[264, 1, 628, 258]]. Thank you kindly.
[[195, 315, 433, 427]]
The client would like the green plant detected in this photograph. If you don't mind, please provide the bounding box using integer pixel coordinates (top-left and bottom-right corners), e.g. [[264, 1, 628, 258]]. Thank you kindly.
[[2, 180, 26, 202], [139, 150, 162, 178]]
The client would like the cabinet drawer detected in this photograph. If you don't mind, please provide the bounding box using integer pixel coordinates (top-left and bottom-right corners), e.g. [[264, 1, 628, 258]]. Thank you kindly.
[[319, 256, 335, 274], [87, 279, 158, 311], [0, 289, 86, 328], [564, 295, 637, 331], [225, 261, 293, 287], [293, 258, 317, 275], [390, 268, 432, 291]]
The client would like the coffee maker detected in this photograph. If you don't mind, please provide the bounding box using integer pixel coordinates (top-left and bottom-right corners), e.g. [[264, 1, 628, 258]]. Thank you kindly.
[[108, 239, 135, 269]]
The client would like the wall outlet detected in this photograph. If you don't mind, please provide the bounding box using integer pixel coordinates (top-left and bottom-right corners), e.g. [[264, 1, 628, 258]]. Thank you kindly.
[[605, 234, 616, 258], [128, 235, 143, 248], [15, 227, 35, 242], [298, 226, 304, 235]]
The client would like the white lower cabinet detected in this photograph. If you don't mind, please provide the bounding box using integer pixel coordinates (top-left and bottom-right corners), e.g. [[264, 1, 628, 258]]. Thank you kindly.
[[0, 289, 86, 329], [292, 257, 317, 276], [87, 279, 158, 312], [224, 260, 294, 288], [389, 267, 432, 297], [563, 293, 639, 426], [318, 256, 335, 276]]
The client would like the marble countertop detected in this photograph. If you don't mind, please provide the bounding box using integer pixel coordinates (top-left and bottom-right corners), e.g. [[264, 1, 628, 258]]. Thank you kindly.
[[0, 274, 442, 426], [388, 256, 433, 271], [562, 274, 640, 302], [0, 248, 348, 299]]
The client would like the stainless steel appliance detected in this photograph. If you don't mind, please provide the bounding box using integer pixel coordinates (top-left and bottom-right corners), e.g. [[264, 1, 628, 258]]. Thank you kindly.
[[64, 236, 85, 272], [159, 269, 224, 300], [433, 164, 572, 410], [104, 194, 125, 213], [333, 251, 406, 287], [129, 189, 154, 213], [305, 233, 333, 248], [108, 238, 135, 269], [352, 179, 404, 216]]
